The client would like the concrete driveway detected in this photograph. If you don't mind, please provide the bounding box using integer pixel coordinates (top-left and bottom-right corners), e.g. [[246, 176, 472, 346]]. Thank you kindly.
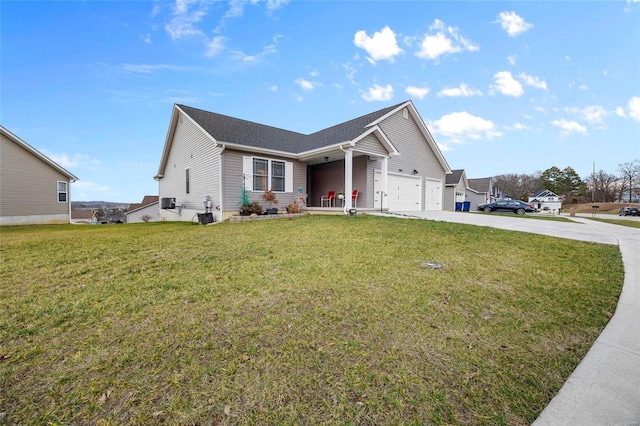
[[375, 210, 640, 425]]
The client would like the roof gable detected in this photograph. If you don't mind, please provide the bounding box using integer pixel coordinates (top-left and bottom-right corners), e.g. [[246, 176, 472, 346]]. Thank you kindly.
[[468, 177, 492, 193], [446, 169, 465, 185], [1, 126, 78, 182]]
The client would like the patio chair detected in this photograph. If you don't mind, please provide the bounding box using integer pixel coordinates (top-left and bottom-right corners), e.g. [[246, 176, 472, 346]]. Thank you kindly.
[[321, 190, 336, 207], [352, 189, 359, 208]]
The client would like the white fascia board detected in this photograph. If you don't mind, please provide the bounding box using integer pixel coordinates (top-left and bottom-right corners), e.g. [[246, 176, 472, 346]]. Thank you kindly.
[[221, 141, 298, 159], [296, 141, 350, 161], [352, 125, 399, 157], [0, 125, 79, 182], [125, 201, 159, 215]]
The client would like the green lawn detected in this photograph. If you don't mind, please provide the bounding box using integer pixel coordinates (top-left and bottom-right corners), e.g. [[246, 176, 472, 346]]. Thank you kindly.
[[0, 216, 624, 425]]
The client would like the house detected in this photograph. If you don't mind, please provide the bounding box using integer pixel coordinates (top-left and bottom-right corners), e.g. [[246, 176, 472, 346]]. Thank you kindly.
[[155, 100, 452, 221], [71, 209, 98, 224], [466, 177, 496, 210], [1, 126, 78, 225], [125, 195, 160, 223], [529, 189, 562, 213], [444, 169, 469, 211]]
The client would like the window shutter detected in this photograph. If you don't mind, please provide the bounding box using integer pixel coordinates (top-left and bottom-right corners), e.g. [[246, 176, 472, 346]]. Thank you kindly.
[[285, 161, 293, 193], [242, 156, 253, 190]]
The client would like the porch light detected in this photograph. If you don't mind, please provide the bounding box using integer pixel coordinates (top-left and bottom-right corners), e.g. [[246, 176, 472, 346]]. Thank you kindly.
[[413, 169, 419, 174], [324, 156, 329, 162]]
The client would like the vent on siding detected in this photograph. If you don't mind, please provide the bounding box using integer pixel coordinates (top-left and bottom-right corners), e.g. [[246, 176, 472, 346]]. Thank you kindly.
[[403, 108, 408, 119]]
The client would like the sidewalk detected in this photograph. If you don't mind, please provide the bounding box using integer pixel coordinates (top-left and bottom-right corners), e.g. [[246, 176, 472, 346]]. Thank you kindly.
[[375, 211, 640, 425]]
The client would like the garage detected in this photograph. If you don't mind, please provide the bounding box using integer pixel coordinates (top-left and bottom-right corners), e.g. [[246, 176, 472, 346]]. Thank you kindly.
[[374, 171, 422, 211], [424, 178, 442, 210]]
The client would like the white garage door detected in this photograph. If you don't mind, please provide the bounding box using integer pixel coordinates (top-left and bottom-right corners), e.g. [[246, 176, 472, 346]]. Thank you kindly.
[[424, 178, 442, 210], [374, 171, 422, 211]]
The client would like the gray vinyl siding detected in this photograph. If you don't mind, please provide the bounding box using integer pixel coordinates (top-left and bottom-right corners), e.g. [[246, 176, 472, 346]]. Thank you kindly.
[[379, 110, 445, 181], [159, 113, 222, 214], [355, 134, 388, 156], [222, 149, 305, 211], [1, 133, 70, 219], [352, 156, 368, 207], [378, 109, 446, 207], [444, 186, 455, 211]]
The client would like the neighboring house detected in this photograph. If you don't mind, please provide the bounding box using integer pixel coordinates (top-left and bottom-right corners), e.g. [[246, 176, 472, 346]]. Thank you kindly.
[[529, 189, 562, 212], [71, 209, 98, 224], [126, 195, 160, 223], [155, 100, 452, 221], [1, 126, 78, 225], [466, 177, 496, 209], [444, 169, 469, 211]]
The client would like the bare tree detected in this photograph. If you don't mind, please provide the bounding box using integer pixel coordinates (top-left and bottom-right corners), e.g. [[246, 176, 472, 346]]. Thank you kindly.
[[493, 172, 542, 201], [587, 170, 618, 202], [618, 160, 640, 203]]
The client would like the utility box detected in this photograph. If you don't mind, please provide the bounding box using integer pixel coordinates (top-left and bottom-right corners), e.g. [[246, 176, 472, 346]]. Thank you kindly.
[[161, 197, 176, 209]]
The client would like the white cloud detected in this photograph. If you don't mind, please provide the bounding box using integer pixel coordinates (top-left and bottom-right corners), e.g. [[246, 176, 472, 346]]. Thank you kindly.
[[582, 105, 608, 125], [265, 0, 290, 12], [415, 19, 478, 61], [295, 78, 315, 92], [141, 33, 151, 43], [628, 96, 640, 122], [121, 64, 191, 74], [205, 36, 225, 57], [361, 84, 393, 102], [494, 11, 533, 37], [230, 44, 277, 63], [518, 73, 547, 90], [507, 123, 531, 131], [353, 26, 403, 63], [165, 0, 208, 40], [429, 111, 503, 144], [551, 119, 587, 136], [565, 55, 571, 61], [269, 85, 278, 92], [564, 105, 610, 126], [437, 83, 482, 97], [491, 71, 524, 97], [507, 55, 517, 65], [614, 106, 627, 118], [343, 63, 357, 85], [405, 86, 430, 100], [43, 152, 102, 169]]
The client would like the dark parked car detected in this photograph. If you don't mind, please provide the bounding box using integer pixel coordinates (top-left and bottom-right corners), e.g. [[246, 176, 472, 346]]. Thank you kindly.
[[619, 207, 639, 216], [478, 200, 536, 215]]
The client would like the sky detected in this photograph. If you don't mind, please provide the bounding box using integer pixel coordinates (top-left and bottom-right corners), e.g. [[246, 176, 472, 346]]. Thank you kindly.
[[2, 0, 639, 203]]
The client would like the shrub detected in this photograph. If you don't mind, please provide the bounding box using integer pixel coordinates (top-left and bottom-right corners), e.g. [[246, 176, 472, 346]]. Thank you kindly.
[[240, 201, 263, 216]]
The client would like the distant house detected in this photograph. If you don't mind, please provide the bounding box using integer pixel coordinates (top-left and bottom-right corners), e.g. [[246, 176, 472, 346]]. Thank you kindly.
[[154, 100, 452, 221], [444, 169, 469, 211], [466, 177, 496, 210], [529, 189, 562, 213], [71, 209, 98, 224], [1, 126, 78, 225], [126, 195, 160, 223]]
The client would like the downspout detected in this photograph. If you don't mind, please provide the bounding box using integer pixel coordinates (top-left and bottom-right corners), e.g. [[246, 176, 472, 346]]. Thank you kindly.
[[218, 144, 226, 221], [68, 178, 76, 224]]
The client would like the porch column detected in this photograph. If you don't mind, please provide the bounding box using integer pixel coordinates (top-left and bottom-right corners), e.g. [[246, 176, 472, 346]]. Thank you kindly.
[[381, 156, 388, 209], [344, 148, 353, 212]]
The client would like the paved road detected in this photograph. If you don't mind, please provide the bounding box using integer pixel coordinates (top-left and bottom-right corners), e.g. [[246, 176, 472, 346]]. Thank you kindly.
[[375, 211, 640, 425]]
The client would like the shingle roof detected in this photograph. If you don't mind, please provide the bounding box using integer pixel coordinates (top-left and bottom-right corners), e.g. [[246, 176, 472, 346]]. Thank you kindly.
[[445, 169, 464, 185], [177, 101, 406, 153], [467, 177, 492, 193]]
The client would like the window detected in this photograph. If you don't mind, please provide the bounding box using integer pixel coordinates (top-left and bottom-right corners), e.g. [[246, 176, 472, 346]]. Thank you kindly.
[[253, 158, 268, 191], [251, 158, 287, 192], [57, 181, 68, 203], [271, 160, 285, 192], [185, 168, 190, 194], [243, 156, 292, 192]]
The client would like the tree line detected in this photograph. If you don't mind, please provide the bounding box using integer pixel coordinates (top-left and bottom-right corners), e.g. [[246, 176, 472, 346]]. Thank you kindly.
[[492, 159, 640, 203]]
